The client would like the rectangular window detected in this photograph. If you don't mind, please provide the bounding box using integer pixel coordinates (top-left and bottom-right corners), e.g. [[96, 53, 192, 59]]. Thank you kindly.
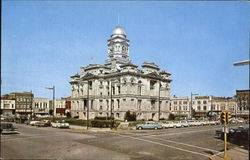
[[203, 106, 207, 110], [174, 101, 177, 105], [138, 100, 142, 109], [203, 101, 207, 104], [117, 99, 120, 109]]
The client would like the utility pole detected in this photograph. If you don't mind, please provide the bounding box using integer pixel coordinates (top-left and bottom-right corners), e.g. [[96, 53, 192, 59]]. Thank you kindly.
[[110, 81, 113, 129], [158, 81, 161, 121], [190, 92, 198, 119], [45, 86, 55, 122], [87, 81, 89, 130]]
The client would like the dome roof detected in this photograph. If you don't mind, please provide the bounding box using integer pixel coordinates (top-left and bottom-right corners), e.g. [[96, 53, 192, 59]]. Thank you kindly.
[[111, 26, 126, 37]]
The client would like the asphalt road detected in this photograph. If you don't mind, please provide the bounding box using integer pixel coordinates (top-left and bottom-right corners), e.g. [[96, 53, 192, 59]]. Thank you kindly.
[[1, 123, 244, 160]]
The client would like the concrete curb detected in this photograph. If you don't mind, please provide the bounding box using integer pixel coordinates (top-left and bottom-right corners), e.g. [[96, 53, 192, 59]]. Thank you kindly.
[[209, 147, 249, 160]]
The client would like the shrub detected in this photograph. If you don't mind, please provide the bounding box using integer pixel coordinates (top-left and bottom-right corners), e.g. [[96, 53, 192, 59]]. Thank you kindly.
[[124, 110, 136, 121], [94, 116, 113, 120], [91, 120, 120, 128]]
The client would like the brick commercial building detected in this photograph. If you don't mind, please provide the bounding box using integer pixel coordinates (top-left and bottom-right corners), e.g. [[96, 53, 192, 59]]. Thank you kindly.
[[236, 90, 249, 119]]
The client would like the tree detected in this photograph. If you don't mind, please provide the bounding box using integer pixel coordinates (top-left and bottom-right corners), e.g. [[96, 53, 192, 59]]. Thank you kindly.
[[124, 110, 136, 121], [168, 113, 175, 120], [66, 112, 71, 118]]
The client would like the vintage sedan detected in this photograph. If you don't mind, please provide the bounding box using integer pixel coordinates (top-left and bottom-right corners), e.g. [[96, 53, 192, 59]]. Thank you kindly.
[[29, 120, 41, 126], [51, 120, 70, 129], [136, 121, 163, 130], [0, 123, 19, 134], [162, 121, 175, 128], [35, 120, 51, 127]]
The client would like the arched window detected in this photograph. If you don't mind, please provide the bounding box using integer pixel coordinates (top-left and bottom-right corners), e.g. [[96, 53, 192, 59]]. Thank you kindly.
[[138, 80, 142, 95]]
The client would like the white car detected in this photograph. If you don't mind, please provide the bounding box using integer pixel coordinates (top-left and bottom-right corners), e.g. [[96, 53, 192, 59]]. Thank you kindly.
[[162, 121, 175, 128], [29, 120, 41, 126], [172, 121, 182, 128], [51, 120, 69, 128], [206, 121, 216, 125]]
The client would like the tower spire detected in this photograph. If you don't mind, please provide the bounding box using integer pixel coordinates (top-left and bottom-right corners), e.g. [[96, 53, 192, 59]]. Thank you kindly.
[[118, 13, 120, 25]]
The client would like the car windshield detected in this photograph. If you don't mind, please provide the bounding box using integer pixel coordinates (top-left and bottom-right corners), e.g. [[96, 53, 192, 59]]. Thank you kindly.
[[1, 123, 13, 129]]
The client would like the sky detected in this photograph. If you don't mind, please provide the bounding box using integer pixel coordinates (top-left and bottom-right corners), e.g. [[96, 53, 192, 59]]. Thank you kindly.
[[2, 1, 249, 99]]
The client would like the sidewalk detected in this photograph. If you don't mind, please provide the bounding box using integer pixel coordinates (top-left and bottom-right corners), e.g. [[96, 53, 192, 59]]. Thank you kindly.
[[210, 147, 249, 160], [69, 125, 111, 132], [69, 124, 135, 132]]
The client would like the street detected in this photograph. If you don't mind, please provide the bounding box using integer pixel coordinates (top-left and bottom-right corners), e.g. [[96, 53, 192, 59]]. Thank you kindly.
[[1, 123, 244, 160]]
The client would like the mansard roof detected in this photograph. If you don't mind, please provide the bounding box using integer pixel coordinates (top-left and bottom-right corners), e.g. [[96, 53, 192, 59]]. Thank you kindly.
[[81, 73, 97, 80], [120, 62, 138, 68], [84, 64, 111, 71], [142, 62, 160, 70], [145, 72, 163, 79], [70, 73, 80, 78], [78, 71, 171, 82], [160, 70, 171, 76]]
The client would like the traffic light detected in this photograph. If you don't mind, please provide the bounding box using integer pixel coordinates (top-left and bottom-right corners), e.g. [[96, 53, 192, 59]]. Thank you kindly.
[[220, 111, 227, 124], [226, 112, 231, 124]]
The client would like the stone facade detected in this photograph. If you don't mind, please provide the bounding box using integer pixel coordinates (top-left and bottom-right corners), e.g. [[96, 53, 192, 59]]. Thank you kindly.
[[0, 99, 15, 116], [170, 95, 237, 119], [33, 98, 50, 116], [170, 96, 190, 118], [70, 26, 172, 121]]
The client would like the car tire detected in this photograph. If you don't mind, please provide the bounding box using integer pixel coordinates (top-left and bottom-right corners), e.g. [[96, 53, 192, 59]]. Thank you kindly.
[[138, 126, 142, 130], [174, 126, 176, 128], [154, 127, 158, 130]]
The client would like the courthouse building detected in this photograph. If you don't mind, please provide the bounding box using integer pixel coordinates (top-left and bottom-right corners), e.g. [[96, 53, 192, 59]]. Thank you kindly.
[[70, 26, 172, 121]]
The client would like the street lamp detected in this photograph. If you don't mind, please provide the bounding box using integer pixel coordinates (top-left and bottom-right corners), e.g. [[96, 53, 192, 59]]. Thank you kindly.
[[86, 81, 90, 130], [110, 79, 119, 129], [158, 81, 161, 121], [45, 86, 55, 122], [190, 92, 198, 119]]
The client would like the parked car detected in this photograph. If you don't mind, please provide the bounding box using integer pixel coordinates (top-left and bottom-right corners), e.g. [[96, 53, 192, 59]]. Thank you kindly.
[[162, 121, 175, 128], [206, 121, 216, 125], [180, 121, 190, 127], [51, 120, 69, 129], [35, 120, 51, 127], [236, 119, 245, 123], [0, 122, 19, 134], [215, 125, 249, 141], [29, 120, 41, 126], [136, 121, 163, 130], [172, 121, 182, 128]]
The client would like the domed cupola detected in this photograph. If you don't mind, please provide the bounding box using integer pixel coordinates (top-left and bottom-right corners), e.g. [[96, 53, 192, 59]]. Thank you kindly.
[[106, 26, 130, 68], [111, 26, 126, 38]]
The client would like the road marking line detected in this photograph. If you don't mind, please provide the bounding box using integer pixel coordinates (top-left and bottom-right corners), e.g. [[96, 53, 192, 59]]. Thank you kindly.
[[1, 134, 61, 142], [116, 127, 220, 138], [113, 133, 210, 158], [146, 136, 219, 153]]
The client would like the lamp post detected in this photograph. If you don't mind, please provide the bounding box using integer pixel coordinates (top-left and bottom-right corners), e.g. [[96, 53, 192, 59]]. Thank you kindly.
[[87, 81, 90, 130], [210, 95, 214, 120], [190, 92, 198, 119], [158, 81, 161, 121], [45, 86, 55, 122]]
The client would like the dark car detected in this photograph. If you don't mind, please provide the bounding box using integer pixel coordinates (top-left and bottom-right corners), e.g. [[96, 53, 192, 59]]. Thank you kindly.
[[35, 120, 51, 127], [0, 123, 19, 134], [215, 126, 249, 141]]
